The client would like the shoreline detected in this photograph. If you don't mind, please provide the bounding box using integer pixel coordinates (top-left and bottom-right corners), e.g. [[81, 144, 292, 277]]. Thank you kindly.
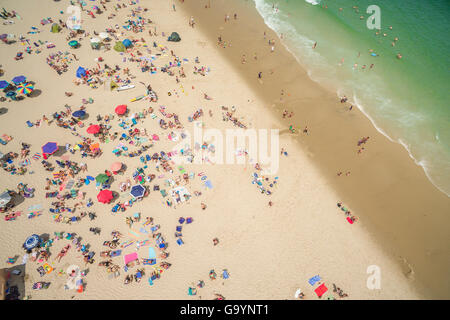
[[0, 0, 448, 300], [180, 0, 450, 298]]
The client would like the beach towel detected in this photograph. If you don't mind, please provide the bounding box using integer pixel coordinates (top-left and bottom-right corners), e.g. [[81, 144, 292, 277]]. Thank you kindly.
[[148, 247, 156, 259], [308, 275, 321, 286], [176, 238, 184, 246], [142, 259, 156, 265], [111, 250, 122, 257], [204, 180, 213, 189], [314, 283, 328, 298], [124, 252, 138, 265], [32, 153, 41, 160], [37, 266, 46, 277]]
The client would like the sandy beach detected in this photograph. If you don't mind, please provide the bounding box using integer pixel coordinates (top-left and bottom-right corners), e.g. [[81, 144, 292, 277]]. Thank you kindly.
[[0, 0, 448, 300]]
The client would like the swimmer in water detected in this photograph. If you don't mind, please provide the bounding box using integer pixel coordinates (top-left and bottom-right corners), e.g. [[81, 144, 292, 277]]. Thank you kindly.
[[397, 53, 402, 59]]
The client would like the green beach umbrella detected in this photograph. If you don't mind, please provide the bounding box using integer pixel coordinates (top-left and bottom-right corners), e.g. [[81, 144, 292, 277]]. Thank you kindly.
[[95, 174, 109, 183], [113, 41, 125, 52]]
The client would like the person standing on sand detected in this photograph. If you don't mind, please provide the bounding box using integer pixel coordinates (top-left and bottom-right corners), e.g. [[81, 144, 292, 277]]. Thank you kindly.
[[313, 42, 317, 49], [173, 4, 176, 11], [258, 72, 262, 79]]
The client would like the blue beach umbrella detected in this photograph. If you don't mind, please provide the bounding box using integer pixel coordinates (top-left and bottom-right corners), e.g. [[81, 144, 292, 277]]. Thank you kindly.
[[0, 80, 9, 89], [24, 234, 41, 250], [130, 184, 145, 198], [12, 76, 26, 84], [72, 110, 86, 118], [42, 142, 58, 155], [76, 66, 86, 78], [122, 39, 132, 48]]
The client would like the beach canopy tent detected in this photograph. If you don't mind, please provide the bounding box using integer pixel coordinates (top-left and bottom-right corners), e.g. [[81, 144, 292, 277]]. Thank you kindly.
[[86, 124, 100, 134], [110, 162, 122, 173], [0, 80, 9, 89], [16, 82, 34, 95], [122, 39, 132, 48], [51, 23, 61, 33], [76, 67, 86, 78], [12, 76, 26, 85], [42, 142, 58, 155], [0, 191, 12, 209], [97, 189, 113, 204], [95, 173, 109, 184], [110, 80, 118, 91], [115, 104, 127, 115], [167, 32, 181, 42], [113, 41, 125, 52], [130, 184, 146, 199], [23, 234, 41, 250], [72, 110, 86, 118], [90, 38, 101, 49]]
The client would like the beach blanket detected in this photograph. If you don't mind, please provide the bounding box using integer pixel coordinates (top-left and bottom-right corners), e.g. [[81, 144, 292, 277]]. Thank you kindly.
[[308, 275, 321, 286], [32, 153, 41, 160]]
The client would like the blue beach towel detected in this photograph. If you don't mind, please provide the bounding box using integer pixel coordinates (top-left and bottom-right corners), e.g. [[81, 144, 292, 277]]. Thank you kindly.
[[308, 275, 321, 286]]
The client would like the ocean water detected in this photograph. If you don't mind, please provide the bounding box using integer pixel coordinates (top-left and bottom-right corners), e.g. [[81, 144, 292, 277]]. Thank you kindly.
[[253, 0, 450, 196]]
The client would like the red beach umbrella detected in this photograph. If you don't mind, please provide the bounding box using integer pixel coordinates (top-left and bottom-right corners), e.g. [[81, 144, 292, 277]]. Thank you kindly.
[[86, 124, 101, 134], [97, 190, 113, 204], [110, 162, 122, 173], [115, 104, 127, 115]]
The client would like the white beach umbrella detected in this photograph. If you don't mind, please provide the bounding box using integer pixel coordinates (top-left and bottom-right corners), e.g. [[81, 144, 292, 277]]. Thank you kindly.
[[90, 38, 100, 44], [99, 32, 109, 40]]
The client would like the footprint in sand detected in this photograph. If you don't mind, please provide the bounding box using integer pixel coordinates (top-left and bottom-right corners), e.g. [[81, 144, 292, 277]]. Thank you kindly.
[[399, 256, 415, 281]]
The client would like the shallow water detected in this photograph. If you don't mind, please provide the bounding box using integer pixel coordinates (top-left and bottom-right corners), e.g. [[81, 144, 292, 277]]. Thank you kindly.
[[253, 0, 450, 195]]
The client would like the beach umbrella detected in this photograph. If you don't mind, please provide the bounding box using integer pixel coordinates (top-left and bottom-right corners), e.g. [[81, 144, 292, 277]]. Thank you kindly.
[[12, 75, 26, 84], [24, 234, 40, 250], [113, 41, 125, 52], [95, 173, 109, 183], [97, 189, 113, 204], [0, 191, 12, 208], [122, 39, 132, 48], [72, 110, 86, 118], [76, 66, 86, 78], [16, 82, 34, 95], [0, 80, 9, 89], [42, 142, 58, 155], [130, 184, 146, 199], [110, 162, 122, 172], [99, 32, 109, 40], [90, 37, 100, 44], [115, 104, 127, 115], [68, 40, 79, 48], [86, 124, 100, 134]]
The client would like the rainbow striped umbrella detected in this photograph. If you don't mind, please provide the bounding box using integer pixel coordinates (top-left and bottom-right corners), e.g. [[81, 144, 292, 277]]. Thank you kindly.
[[16, 82, 34, 95]]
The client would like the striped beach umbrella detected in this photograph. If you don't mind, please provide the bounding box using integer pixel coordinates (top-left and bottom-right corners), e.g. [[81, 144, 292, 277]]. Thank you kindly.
[[24, 234, 40, 250], [16, 82, 34, 95]]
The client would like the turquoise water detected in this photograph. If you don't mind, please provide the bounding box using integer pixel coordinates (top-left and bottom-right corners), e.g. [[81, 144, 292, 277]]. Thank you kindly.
[[253, 0, 450, 195]]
